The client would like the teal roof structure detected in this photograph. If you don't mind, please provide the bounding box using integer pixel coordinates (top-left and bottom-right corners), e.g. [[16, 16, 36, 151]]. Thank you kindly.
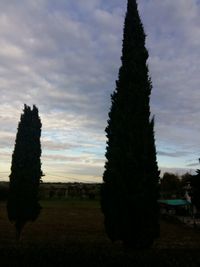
[[158, 199, 191, 206]]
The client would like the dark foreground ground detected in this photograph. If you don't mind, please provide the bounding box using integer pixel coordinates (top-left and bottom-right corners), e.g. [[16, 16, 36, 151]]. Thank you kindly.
[[1, 200, 200, 266]]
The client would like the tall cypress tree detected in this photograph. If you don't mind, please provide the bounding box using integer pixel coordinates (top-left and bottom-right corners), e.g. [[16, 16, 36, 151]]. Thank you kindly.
[[7, 104, 43, 240], [101, 0, 160, 248]]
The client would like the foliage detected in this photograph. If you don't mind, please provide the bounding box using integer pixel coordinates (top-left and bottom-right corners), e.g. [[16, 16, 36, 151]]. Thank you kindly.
[[160, 173, 181, 193], [180, 172, 192, 188], [7, 104, 43, 240], [101, 0, 160, 248], [0, 184, 9, 201], [190, 170, 200, 209]]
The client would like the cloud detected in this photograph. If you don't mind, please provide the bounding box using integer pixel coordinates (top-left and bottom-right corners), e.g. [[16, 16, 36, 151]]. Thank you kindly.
[[158, 150, 190, 158], [186, 163, 199, 167], [1, 0, 200, 181], [138, 0, 200, 170]]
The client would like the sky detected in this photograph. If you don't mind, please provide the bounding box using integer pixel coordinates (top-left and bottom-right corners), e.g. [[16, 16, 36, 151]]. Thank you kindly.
[[0, 0, 200, 183]]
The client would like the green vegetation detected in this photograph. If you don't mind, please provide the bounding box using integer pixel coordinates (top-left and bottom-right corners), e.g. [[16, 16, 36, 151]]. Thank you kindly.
[[7, 105, 43, 240], [160, 172, 183, 198], [101, 0, 159, 248]]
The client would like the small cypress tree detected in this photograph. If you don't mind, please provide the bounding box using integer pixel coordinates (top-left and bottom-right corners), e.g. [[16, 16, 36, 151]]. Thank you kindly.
[[7, 104, 43, 240], [101, 0, 160, 248]]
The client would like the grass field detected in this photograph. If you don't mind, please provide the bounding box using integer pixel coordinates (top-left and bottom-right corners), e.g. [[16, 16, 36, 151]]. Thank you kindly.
[[1, 199, 200, 266]]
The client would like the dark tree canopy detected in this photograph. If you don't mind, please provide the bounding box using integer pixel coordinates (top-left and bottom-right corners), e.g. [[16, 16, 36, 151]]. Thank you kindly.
[[161, 173, 181, 192], [7, 104, 43, 240], [160, 172, 182, 199], [101, 0, 160, 248], [190, 169, 200, 210]]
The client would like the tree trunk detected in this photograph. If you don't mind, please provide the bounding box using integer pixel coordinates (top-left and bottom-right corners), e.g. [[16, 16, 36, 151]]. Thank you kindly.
[[15, 220, 24, 241]]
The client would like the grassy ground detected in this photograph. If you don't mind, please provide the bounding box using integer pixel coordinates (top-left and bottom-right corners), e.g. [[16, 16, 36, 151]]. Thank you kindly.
[[1, 199, 200, 266]]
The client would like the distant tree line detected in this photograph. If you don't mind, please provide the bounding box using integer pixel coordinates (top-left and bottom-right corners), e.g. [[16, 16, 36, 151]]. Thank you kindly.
[[0, 182, 101, 201]]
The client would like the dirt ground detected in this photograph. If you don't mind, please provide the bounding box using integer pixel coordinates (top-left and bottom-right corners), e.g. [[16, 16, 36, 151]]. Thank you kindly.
[[1, 200, 200, 266]]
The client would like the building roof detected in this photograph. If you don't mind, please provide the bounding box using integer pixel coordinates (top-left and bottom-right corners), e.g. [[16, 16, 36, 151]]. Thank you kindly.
[[158, 199, 191, 206]]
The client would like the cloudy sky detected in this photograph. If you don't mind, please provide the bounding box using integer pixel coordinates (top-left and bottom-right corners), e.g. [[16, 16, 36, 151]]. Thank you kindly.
[[0, 0, 200, 183]]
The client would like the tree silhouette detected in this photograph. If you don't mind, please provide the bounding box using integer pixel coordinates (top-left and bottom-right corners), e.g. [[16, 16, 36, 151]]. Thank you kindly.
[[101, 0, 160, 248], [7, 104, 43, 240], [161, 173, 181, 192], [190, 169, 200, 210]]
